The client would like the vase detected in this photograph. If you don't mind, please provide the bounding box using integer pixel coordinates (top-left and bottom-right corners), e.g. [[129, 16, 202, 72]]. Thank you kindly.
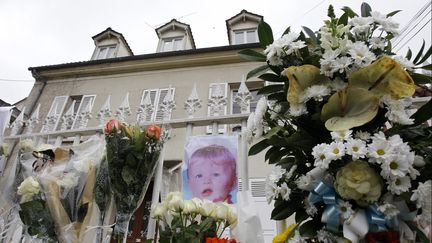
[[113, 212, 132, 243]]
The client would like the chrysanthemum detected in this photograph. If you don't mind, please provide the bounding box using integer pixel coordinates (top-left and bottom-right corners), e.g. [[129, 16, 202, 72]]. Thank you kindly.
[[295, 174, 314, 191], [268, 165, 286, 183], [326, 141, 345, 161], [331, 130, 353, 142], [289, 103, 308, 117], [345, 138, 367, 160], [387, 176, 411, 195], [348, 41, 376, 67], [369, 37, 386, 50], [378, 203, 400, 219], [354, 130, 371, 141], [349, 16, 373, 35], [312, 143, 331, 169], [367, 139, 391, 164], [265, 179, 278, 204], [337, 200, 354, 220], [299, 85, 331, 103], [380, 154, 410, 179], [278, 182, 292, 201]]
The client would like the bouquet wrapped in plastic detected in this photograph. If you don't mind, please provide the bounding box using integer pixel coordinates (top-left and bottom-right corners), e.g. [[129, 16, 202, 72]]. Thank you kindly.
[[240, 2, 431, 242]]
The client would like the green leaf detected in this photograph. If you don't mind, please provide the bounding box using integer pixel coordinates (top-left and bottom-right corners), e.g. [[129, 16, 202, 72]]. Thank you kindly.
[[406, 48, 412, 60], [264, 126, 282, 139], [258, 84, 285, 95], [268, 92, 286, 101], [248, 139, 270, 156], [238, 49, 267, 62], [258, 73, 286, 82], [387, 10, 402, 17], [246, 64, 270, 79], [406, 221, 430, 243], [411, 98, 432, 126], [361, 2, 372, 17], [282, 26, 291, 36], [265, 146, 280, 162], [295, 208, 309, 223], [416, 64, 432, 70], [299, 219, 321, 238], [341, 6, 358, 18], [258, 21, 274, 49], [411, 72, 432, 85], [417, 45, 432, 65], [338, 12, 349, 26], [302, 26, 318, 44], [413, 40, 426, 64], [271, 200, 298, 220]]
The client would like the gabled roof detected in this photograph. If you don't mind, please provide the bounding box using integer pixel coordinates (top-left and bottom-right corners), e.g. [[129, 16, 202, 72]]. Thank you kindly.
[[225, 10, 263, 43], [155, 19, 196, 49], [92, 27, 134, 55]]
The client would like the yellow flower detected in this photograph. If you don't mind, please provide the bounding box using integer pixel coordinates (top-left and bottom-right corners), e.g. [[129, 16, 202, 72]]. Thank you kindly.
[[272, 223, 297, 243]]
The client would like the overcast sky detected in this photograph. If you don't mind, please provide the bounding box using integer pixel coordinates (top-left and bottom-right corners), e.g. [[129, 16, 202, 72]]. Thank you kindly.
[[0, 0, 430, 104]]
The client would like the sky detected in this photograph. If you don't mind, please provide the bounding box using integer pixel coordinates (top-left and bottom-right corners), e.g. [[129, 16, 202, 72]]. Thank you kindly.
[[0, 0, 431, 104]]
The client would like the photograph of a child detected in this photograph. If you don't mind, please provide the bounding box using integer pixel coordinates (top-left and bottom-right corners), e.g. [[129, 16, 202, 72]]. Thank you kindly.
[[182, 135, 238, 204]]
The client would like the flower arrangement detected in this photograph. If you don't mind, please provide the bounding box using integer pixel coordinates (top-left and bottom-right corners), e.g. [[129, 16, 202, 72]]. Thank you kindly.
[[240, 2, 431, 242], [151, 191, 237, 243], [102, 119, 164, 243], [17, 176, 57, 242]]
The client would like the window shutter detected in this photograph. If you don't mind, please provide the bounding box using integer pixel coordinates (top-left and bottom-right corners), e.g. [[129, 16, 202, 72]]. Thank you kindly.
[[41, 96, 68, 132], [140, 89, 158, 122], [71, 95, 96, 129], [155, 88, 175, 122], [207, 83, 227, 133]]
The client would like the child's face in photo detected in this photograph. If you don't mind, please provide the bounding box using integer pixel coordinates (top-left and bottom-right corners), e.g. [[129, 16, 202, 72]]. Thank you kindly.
[[188, 159, 235, 202]]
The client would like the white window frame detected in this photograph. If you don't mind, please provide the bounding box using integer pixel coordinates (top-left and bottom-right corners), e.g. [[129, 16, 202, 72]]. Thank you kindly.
[[41, 96, 68, 132], [207, 83, 228, 134], [233, 28, 258, 44], [71, 95, 96, 129], [138, 88, 176, 122], [160, 37, 184, 52], [96, 45, 117, 59]]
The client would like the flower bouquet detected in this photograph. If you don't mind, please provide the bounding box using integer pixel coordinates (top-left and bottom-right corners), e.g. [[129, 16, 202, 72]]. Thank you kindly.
[[151, 192, 237, 243], [17, 176, 57, 242], [240, 2, 431, 242], [103, 119, 163, 243]]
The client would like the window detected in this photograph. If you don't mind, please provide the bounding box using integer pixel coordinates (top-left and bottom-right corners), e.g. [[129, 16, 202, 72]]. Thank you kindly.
[[161, 37, 183, 52], [41, 96, 68, 132], [138, 88, 175, 122], [71, 95, 96, 129], [96, 45, 117, 59], [207, 83, 228, 134], [234, 29, 257, 44]]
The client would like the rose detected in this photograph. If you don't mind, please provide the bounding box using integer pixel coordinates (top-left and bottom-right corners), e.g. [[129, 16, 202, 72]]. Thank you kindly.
[[151, 202, 167, 220], [200, 199, 217, 217], [104, 119, 122, 134], [17, 176, 41, 203], [145, 124, 161, 140], [167, 195, 184, 212], [334, 160, 383, 206], [214, 202, 229, 221]]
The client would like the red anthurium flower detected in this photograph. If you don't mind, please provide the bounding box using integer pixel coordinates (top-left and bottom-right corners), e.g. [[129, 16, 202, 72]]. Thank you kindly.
[[145, 125, 161, 140], [104, 119, 122, 134], [205, 237, 237, 243]]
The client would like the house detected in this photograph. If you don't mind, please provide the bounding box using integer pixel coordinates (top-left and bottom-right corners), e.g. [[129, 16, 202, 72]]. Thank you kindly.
[[2, 10, 279, 242]]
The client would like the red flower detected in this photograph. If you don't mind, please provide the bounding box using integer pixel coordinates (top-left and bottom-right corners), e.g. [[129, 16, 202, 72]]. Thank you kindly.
[[104, 119, 122, 134], [366, 231, 399, 243], [205, 237, 237, 243], [145, 125, 161, 140]]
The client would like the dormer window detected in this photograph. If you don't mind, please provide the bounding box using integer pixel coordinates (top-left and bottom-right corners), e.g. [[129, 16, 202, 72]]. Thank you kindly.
[[96, 45, 117, 59], [161, 37, 184, 52], [234, 29, 258, 44]]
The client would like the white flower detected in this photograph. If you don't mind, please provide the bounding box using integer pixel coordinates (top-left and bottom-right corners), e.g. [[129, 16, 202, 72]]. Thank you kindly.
[[288, 40, 306, 54], [349, 16, 373, 35], [183, 199, 200, 215], [378, 203, 400, 219], [413, 155, 426, 167], [151, 202, 167, 220], [268, 165, 286, 183], [381, 96, 414, 125], [317, 229, 337, 243], [337, 200, 354, 220], [312, 143, 331, 169], [299, 85, 331, 103], [19, 139, 35, 153], [371, 11, 387, 25], [200, 199, 217, 217], [369, 37, 387, 50], [286, 165, 297, 180], [214, 202, 229, 221], [327, 141, 345, 161], [289, 103, 308, 117], [330, 78, 348, 91], [167, 194, 184, 212], [281, 32, 301, 46], [345, 138, 367, 160], [287, 230, 308, 243], [411, 180, 432, 210], [387, 176, 411, 195], [226, 204, 238, 226], [331, 130, 352, 142], [368, 138, 391, 164], [278, 182, 292, 201], [331, 56, 353, 74], [17, 176, 41, 203], [296, 174, 314, 191], [265, 179, 278, 204], [348, 41, 376, 67], [354, 131, 371, 141], [380, 17, 399, 35], [393, 56, 414, 71], [321, 49, 341, 65], [58, 172, 79, 189]]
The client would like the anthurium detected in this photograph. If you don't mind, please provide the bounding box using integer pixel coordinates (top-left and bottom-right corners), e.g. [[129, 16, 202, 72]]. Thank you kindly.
[[282, 64, 330, 105], [321, 87, 379, 131], [349, 56, 416, 99]]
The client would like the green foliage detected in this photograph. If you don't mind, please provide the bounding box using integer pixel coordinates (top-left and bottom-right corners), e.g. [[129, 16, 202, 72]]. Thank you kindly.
[[19, 198, 57, 242], [258, 21, 274, 49]]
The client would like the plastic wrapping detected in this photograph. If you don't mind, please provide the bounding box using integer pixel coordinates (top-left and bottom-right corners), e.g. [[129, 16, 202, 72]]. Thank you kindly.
[[234, 190, 264, 243]]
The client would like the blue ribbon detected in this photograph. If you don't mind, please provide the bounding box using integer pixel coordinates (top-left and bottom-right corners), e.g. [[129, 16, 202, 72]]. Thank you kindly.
[[367, 204, 388, 232], [308, 181, 340, 232]]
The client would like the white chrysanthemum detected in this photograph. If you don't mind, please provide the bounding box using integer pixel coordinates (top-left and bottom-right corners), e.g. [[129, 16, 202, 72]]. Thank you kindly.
[[255, 97, 268, 118], [382, 96, 414, 125], [387, 176, 411, 195], [393, 56, 414, 71], [368, 139, 391, 164], [299, 85, 331, 103], [411, 180, 432, 209], [371, 11, 387, 25], [408, 166, 420, 180], [378, 203, 400, 219], [278, 182, 292, 201], [331, 130, 352, 142], [312, 143, 331, 169], [288, 40, 307, 53], [380, 154, 410, 179], [348, 41, 376, 67], [287, 230, 308, 243], [19, 139, 35, 153], [289, 103, 308, 117], [331, 56, 353, 74], [349, 16, 373, 35], [345, 138, 367, 160], [268, 165, 287, 183], [296, 174, 314, 191], [379, 17, 399, 35], [338, 200, 354, 220], [330, 78, 348, 91], [304, 199, 318, 216], [327, 141, 345, 161], [265, 179, 278, 204], [354, 130, 371, 141], [369, 37, 387, 50], [317, 229, 337, 243], [413, 155, 426, 167], [58, 172, 79, 190]]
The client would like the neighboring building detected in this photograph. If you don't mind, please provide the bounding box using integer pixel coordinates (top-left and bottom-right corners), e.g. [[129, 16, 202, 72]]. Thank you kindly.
[[3, 10, 277, 242], [0, 98, 24, 124]]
